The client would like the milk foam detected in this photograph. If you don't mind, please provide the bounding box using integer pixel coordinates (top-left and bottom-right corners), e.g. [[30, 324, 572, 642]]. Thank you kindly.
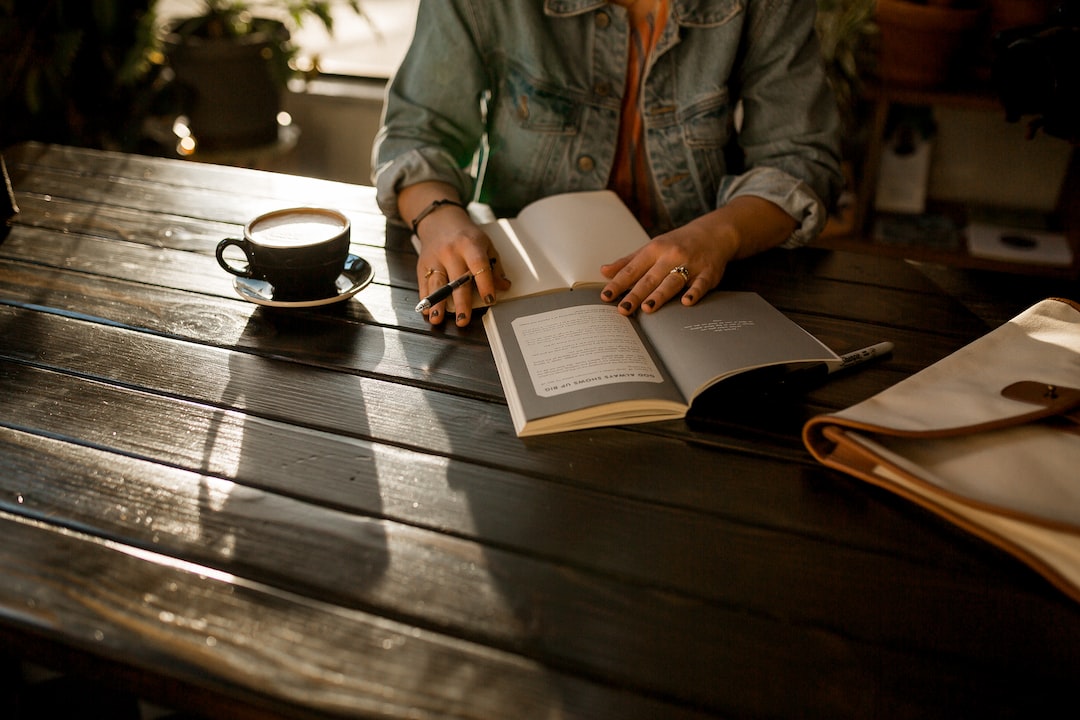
[[250, 212, 345, 247]]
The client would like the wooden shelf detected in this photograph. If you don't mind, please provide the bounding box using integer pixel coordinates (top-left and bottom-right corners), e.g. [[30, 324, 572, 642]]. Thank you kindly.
[[820, 84, 1080, 280], [813, 225, 1080, 279], [865, 82, 1004, 112]]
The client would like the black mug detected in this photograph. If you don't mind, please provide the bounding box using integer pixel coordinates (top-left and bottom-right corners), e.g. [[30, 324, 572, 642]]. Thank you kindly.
[[216, 207, 351, 300]]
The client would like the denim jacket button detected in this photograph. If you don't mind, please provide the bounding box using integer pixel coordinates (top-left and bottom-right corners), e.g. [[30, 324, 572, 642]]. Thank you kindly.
[[576, 155, 595, 173], [595, 11, 610, 29], [594, 81, 612, 97]]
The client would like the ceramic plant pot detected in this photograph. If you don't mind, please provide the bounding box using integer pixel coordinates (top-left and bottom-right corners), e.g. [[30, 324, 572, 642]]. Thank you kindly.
[[163, 21, 288, 150]]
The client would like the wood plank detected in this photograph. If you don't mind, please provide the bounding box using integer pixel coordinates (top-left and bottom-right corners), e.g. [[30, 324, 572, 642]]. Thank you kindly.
[[914, 261, 1080, 328], [0, 509, 719, 720], [0, 215, 413, 298], [0, 259, 501, 398], [785, 245, 948, 294], [0, 288, 994, 572], [0, 233, 463, 340], [724, 250, 990, 342], [7, 190, 395, 267], [4, 142, 383, 220]]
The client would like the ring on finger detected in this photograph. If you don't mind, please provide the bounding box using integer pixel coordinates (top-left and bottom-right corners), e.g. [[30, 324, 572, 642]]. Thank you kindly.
[[669, 265, 690, 285], [425, 268, 446, 280]]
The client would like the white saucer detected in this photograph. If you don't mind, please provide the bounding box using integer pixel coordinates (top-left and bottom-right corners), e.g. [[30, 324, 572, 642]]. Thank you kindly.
[[233, 254, 374, 308]]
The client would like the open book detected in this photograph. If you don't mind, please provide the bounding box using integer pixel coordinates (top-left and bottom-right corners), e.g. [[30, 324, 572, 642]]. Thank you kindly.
[[486, 290, 839, 436], [469, 192, 838, 436], [803, 298, 1080, 604]]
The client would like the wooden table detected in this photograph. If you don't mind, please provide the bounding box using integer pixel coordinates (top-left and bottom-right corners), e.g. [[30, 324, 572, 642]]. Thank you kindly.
[[2, 142, 1079, 719]]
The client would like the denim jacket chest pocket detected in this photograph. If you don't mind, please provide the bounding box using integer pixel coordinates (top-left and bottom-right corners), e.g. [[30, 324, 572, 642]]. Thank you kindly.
[[486, 61, 601, 207], [644, 86, 735, 227], [500, 62, 582, 132]]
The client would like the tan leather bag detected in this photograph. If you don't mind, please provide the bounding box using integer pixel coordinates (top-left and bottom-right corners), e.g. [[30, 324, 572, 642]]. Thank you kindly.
[[804, 298, 1080, 601]]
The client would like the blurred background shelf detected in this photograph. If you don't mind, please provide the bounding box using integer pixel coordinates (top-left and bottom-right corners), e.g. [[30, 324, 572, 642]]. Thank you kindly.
[[815, 82, 1079, 280]]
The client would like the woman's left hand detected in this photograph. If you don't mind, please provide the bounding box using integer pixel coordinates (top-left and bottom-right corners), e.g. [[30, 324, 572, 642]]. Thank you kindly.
[[599, 196, 798, 315]]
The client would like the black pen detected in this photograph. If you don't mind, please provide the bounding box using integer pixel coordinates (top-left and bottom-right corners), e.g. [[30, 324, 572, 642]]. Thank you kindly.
[[826, 341, 894, 374], [415, 271, 474, 313], [773, 341, 894, 393]]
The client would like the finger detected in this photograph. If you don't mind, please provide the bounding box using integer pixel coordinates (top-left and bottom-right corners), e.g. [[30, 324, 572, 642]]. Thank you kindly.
[[642, 270, 693, 313], [599, 252, 634, 280], [600, 256, 654, 303], [494, 260, 512, 292], [417, 266, 449, 324], [682, 267, 723, 306], [417, 265, 448, 288], [681, 278, 707, 306], [468, 256, 499, 306], [452, 282, 475, 326]]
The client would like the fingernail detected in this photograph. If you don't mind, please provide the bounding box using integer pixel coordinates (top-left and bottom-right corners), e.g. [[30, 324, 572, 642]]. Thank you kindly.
[[602, 289, 613, 300], [484, 294, 495, 305], [644, 299, 655, 309], [456, 313, 467, 323], [684, 294, 694, 303], [620, 301, 632, 311], [431, 309, 440, 319]]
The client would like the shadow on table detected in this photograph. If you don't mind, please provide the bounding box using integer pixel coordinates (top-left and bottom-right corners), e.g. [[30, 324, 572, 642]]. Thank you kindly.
[[193, 305, 391, 605]]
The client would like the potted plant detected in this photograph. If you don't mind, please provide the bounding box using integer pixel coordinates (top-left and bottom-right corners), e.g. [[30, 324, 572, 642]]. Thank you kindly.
[[875, 0, 986, 89], [816, 0, 878, 146], [159, 0, 363, 151], [814, 0, 878, 236]]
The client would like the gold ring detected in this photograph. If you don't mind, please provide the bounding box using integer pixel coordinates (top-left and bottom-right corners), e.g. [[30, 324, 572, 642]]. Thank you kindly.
[[669, 265, 690, 284], [472, 266, 488, 276], [424, 268, 446, 280]]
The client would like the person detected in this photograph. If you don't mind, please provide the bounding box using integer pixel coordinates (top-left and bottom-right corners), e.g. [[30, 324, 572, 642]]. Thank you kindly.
[[373, 0, 843, 327]]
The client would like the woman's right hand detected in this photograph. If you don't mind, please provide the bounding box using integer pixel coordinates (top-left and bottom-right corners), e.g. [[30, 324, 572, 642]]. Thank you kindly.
[[402, 182, 510, 326]]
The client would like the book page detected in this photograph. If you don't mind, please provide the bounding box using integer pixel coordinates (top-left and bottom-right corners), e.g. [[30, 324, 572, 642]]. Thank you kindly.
[[481, 217, 567, 300], [483, 291, 685, 434], [512, 303, 664, 398], [508, 190, 649, 289], [639, 292, 839, 402]]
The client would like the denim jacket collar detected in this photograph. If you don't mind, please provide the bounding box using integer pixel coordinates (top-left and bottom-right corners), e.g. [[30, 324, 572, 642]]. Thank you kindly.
[[544, 0, 742, 27]]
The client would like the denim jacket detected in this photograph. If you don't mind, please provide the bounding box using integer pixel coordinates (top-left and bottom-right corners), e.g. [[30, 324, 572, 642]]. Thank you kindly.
[[373, 0, 842, 244]]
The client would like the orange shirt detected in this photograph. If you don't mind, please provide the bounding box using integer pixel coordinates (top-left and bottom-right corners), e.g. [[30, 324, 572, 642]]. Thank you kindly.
[[608, 0, 670, 231]]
